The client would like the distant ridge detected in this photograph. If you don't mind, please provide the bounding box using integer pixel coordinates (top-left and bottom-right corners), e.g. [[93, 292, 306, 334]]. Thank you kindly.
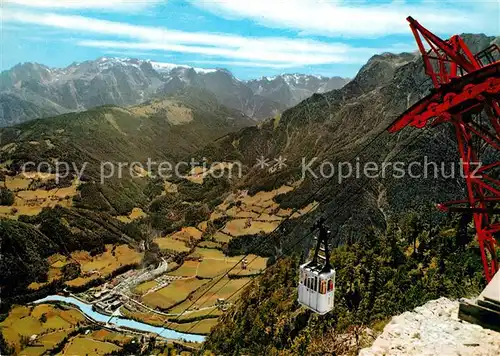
[[0, 57, 349, 126]]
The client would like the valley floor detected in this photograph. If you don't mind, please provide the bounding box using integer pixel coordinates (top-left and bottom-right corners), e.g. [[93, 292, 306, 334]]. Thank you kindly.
[[360, 297, 500, 356]]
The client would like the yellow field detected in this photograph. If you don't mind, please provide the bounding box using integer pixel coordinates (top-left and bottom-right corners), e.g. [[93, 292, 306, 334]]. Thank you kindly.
[[198, 221, 208, 232], [0, 304, 86, 354], [62, 336, 120, 355], [184, 162, 236, 185], [0, 174, 80, 219], [222, 219, 280, 236], [255, 213, 282, 221], [169, 227, 203, 242], [116, 207, 147, 223], [20, 330, 68, 356], [167, 250, 266, 280], [64, 275, 100, 288], [164, 181, 178, 193], [120, 307, 166, 327], [89, 329, 132, 344], [154, 237, 191, 252], [65, 244, 143, 288], [2, 303, 135, 355], [203, 183, 318, 241], [235, 255, 268, 276], [130, 99, 194, 125], [185, 166, 206, 184], [142, 278, 208, 310], [4, 176, 32, 190]]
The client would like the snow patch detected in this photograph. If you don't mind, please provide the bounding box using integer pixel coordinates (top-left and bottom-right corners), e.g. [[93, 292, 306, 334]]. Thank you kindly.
[[151, 61, 216, 74]]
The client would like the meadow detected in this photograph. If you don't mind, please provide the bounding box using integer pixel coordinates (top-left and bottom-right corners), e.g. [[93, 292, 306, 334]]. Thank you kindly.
[[0, 173, 80, 219], [61, 336, 121, 355], [27, 244, 143, 289], [0, 304, 86, 355], [142, 278, 208, 310]]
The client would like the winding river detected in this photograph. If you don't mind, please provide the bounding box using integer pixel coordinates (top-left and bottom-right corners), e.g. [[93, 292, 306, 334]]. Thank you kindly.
[[33, 295, 205, 343]]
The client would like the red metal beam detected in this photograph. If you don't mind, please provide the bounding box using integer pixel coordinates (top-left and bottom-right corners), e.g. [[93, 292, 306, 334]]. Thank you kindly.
[[389, 17, 500, 282]]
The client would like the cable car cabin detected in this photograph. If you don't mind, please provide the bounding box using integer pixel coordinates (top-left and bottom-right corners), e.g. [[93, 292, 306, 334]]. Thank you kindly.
[[298, 262, 335, 314], [298, 219, 335, 315]]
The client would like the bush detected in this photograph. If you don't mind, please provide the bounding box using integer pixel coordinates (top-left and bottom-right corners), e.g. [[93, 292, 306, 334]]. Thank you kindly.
[[0, 188, 14, 206]]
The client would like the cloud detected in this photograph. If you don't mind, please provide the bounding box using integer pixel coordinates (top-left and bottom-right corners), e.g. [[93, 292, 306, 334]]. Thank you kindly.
[[191, 0, 491, 38], [3, 10, 395, 67], [77, 40, 358, 65], [104, 50, 172, 58], [187, 60, 298, 69], [3, 0, 162, 11]]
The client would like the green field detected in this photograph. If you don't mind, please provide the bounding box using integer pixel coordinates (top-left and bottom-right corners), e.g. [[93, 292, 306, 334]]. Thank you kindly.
[[197, 259, 232, 278], [142, 278, 208, 310], [62, 336, 120, 355], [230, 254, 268, 276], [168, 318, 220, 334], [169, 260, 199, 277], [212, 231, 233, 243], [194, 277, 250, 309], [174, 306, 222, 321], [198, 240, 222, 249], [169, 277, 251, 313], [134, 280, 158, 294]]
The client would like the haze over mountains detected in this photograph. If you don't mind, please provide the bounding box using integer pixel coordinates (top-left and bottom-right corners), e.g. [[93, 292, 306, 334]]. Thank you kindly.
[[0, 57, 349, 127]]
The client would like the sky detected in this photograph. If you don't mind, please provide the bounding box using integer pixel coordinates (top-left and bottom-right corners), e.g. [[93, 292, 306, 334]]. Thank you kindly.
[[1, 0, 499, 80]]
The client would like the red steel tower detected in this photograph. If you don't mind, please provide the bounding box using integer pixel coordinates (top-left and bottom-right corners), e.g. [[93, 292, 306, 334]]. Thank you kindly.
[[389, 17, 500, 281]]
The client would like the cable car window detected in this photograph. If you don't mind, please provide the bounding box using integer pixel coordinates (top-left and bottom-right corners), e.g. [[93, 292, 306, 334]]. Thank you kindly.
[[328, 279, 334, 292], [320, 280, 326, 294], [314, 277, 318, 291]]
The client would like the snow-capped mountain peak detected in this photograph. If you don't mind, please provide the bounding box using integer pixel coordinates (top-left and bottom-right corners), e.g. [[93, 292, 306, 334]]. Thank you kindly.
[[0, 56, 349, 126]]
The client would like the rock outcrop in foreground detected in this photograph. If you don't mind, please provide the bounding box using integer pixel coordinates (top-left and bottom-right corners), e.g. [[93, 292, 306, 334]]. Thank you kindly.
[[360, 297, 500, 356]]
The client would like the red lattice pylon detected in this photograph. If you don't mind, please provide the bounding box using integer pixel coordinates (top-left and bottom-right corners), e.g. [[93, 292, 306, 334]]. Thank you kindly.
[[389, 17, 500, 282]]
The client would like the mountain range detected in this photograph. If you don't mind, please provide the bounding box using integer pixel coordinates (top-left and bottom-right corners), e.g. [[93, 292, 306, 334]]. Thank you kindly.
[[0, 57, 349, 127]]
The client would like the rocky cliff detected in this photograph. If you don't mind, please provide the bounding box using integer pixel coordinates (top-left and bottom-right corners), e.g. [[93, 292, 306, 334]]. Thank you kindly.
[[360, 297, 500, 356]]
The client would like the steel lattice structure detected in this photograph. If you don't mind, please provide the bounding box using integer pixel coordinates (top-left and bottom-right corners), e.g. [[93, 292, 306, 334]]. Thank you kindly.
[[389, 17, 500, 282]]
